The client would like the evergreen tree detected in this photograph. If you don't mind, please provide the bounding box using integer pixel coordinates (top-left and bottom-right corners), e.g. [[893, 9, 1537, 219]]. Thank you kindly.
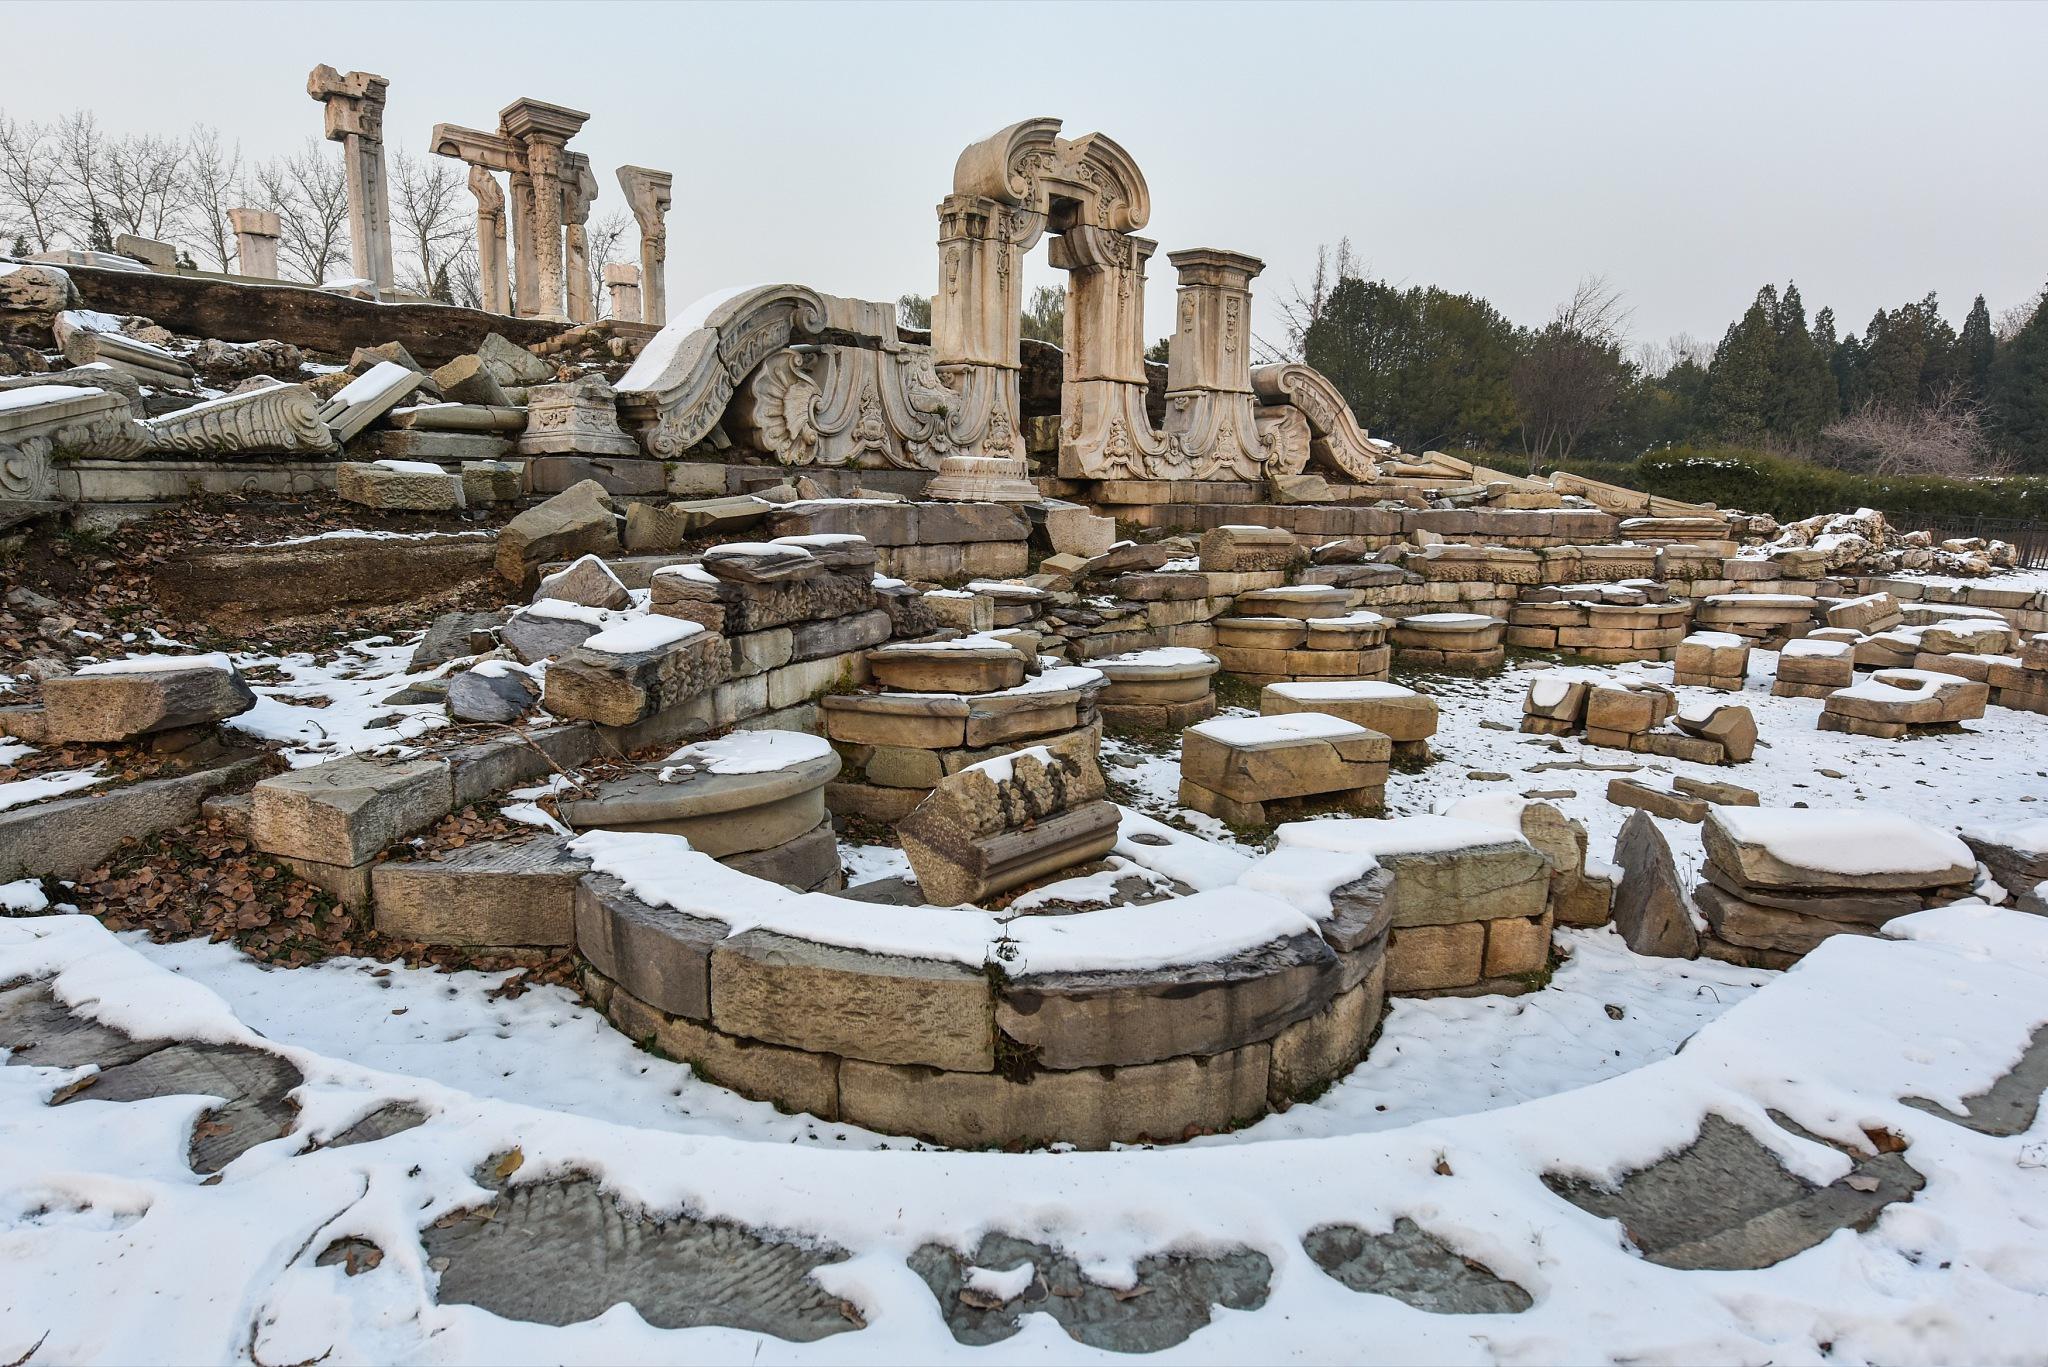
[[8, 234, 28, 258], [1811, 306, 1843, 420], [1990, 284, 2048, 470], [1861, 304, 1924, 410], [86, 210, 112, 253], [1704, 287, 1778, 440], [1302, 277, 1518, 452], [1959, 295, 1995, 402], [1768, 282, 1835, 441], [1832, 323, 1868, 415]]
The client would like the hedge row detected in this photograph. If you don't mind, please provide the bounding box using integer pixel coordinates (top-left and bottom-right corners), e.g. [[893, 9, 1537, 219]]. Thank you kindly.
[[1552, 447, 2048, 527]]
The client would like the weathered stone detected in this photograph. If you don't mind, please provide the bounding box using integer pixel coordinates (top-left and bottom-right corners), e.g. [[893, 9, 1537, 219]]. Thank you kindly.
[[543, 622, 729, 727], [1267, 957, 1384, 1104], [710, 930, 994, 1070], [534, 553, 631, 610], [518, 374, 638, 457], [501, 606, 600, 663], [446, 664, 539, 722], [496, 479, 619, 586], [1607, 777, 1709, 823], [336, 460, 464, 511], [1199, 524, 1304, 574], [42, 661, 255, 742], [1673, 702, 1757, 763], [866, 640, 1027, 694], [319, 360, 424, 440], [1261, 681, 1438, 743], [430, 354, 509, 407], [476, 331, 556, 387], [1385, 922, 1484, 992], [409, 611, 503, 669], [252, 757, 454, 866], [371, 837, 586, 946], [573, 873, 721, 1019], [606, 988, 839, 1119], [560, 735, 836, 858], [900, 731, 1116, 906], [1180, 713, 1390, 806], [142, 381, 338, 456], [1701, 807, 1975, 892], [1610, 810, 1700, 958]]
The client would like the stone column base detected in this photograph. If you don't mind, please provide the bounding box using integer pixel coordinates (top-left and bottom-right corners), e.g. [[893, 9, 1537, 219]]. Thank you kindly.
[[924, 455, 1040, 503]]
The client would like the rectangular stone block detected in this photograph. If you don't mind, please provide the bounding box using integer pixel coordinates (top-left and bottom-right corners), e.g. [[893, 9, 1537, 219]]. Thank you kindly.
[[252, 757, 453, 866], [1386, 922, 1485, 992]]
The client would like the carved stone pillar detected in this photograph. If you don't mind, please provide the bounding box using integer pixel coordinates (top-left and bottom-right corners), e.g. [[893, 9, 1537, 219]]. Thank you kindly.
[[603, 262, 642, 322], [307, 65, 395, 291], [561, 154, 599, 324], [1161, 248, 1272, 481], [1049, 225, 1168, 480], [498, 98, 590, 323], [616, 166, 673, 326], [926, 193, 1043, 502], [226, 207, 281, 280], [508, 171, 537, 315], [465, 167, 510, 314]]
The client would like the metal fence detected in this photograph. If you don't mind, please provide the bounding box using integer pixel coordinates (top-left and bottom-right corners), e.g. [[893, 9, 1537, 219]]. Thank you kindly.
[[1920, 515, 2048, 569]]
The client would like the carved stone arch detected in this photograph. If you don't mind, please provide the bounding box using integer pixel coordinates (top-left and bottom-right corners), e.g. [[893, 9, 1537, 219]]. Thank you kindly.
[[952, 118, 1151, 234], [1250, 362, 1383, 483], [615, 283, 830, 457]]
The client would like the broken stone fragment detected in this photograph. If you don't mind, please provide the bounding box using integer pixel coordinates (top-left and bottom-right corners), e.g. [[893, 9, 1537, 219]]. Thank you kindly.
[[336, 460, 465, 511], [41, 657, 257, 743], [1609, 810, 1700, 958], [495, 479, 619, 587], [534, 554, 631, 611], [446, 663, 540, 723]]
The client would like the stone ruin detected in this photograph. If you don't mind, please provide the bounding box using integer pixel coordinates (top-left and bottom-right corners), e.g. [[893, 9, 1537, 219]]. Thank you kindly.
[[1, 92, 2045, 1155]]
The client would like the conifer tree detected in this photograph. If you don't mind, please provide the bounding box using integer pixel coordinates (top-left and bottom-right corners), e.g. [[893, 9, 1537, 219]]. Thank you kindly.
[[1704, 287, 1778, 440], [1990, 285, 2048, 469], [1959, 295, 1995, 402], [1811, 306, 1843, 420]]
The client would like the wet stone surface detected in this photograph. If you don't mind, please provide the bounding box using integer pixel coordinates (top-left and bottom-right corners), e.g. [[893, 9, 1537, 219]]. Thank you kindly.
[[1904, 1022, 2048, 1137], [1543, 1113, 1924, 1270], [1303, 1218, 1533, 1314], [908, 1232, 1271, 1352], [420, 1177, 861, 1340]]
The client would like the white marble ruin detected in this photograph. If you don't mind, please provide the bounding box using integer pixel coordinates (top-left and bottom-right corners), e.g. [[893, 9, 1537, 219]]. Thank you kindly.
[[616, 166, 672, 326], [306, 65, 395, 293], [431, 98, 591, 322]]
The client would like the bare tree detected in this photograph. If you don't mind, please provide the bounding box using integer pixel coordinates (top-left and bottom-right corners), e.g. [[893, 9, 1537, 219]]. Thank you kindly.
[[0, 111, 63, 252], [389, 148, 470, 298], [51, 111, 112, 247], [582, 209, 632, 318], [897, 293, 931, 330], [1997, 290, 2046, 344], [1633, 332, 1711, 379], [1275, 237, 1363, 360], [1019, 284, 1064, 345], [1512, 275, 1634, 470], [99, 130, 185, 242], [1819, 387, 2006, 476], [179, 124, 242, 270], [246, 138, 349, 284]]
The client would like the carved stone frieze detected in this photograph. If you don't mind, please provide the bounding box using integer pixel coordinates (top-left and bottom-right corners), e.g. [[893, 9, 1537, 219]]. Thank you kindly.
[[726, 344, 958, 471], [142, 382, 338, 457], [1249, 362, 1383, 483], [614, 284, 829, 458]]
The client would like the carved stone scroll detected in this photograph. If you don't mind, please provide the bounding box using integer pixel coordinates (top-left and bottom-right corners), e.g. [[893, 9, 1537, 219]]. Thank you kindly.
[[143, 382, 339, 457], [613, 284, 830, 457], [726, 344, 958, 471], [1249, 362, 1383, 482]]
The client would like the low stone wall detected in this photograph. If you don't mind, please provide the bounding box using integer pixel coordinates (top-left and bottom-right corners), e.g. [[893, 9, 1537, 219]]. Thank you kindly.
[[151, 532, 498, 629], [575, 871, 1389, 1149]]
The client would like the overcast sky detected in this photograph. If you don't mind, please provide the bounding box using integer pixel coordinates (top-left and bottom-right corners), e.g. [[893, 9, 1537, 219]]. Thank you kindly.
[[8, 0, 2044, 355]]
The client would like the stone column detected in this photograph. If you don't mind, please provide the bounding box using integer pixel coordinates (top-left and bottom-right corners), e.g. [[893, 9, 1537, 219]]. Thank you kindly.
[[1049, 225, 1170, 480], [603, 262, 642, 322], [466, 167, 510, 314], [508, 171, 537, 315], [227, 207, 282, 280], [1161, 248, 1271, 481], [561, 154, 599, 324], [307, 65, 395, 291], [498, 99, 590, 324], [616, 166, 673, 326], [925, 193, 1044, 502]]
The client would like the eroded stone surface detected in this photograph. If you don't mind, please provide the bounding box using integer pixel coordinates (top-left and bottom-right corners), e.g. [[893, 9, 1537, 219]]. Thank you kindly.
[[1303, 1219, 1533, 1314]]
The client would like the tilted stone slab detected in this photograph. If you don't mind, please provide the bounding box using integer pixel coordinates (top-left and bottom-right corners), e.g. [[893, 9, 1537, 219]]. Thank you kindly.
[[900, 730, 1114, 906], [651, 563, 876, 635], [997, 929, 1341, 1069], [542, 622, 729, 727], [709, 929, 994, 1071], [42, 661, 255, 742], [1181, 713, 1390, 805], [251, 757, 453, 867]]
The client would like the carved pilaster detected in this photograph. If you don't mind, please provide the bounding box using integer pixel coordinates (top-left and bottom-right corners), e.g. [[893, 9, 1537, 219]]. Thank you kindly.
[[307, 66, 394, 291], [617, 166, 673, 326]]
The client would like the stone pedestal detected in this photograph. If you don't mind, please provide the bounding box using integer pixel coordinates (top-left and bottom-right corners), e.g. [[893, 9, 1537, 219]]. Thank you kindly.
[[603, 262, 642, 322]]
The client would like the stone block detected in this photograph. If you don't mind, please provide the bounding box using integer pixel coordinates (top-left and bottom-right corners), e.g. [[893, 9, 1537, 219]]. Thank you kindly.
[[336, 460, 465, 511], [371, 837, 586, 946], [1385, 922, 1484, 992], [710, 930, 995, 1070], [495, 479, 619, 587], [1199, 524, 1305, 574], [1610, 810, 1700, 958], [252, 757, 453, 866], [573, 873, 721, 1019], [1267, 959, 1384, 1106], [41, 662, 255, 743], [606, 987, 840, 1119], [1482, 909, 1553, 977]]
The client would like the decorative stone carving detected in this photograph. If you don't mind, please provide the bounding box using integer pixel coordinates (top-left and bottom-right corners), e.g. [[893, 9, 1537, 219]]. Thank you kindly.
[[614, 283, 830, 457], [726, 345, 957, 470], [307, 65, 395, 292], [518, 374, 638, 457], [431, 98, 590, 320], [1250, 363, 1382, 482], [1158, 248, 1276, 482], [0, 385, 149, 496], [560, 153, 599, 324], [142, 382, 338, 456], [616, 166, 673, 326], [226, 208, 282, 280]]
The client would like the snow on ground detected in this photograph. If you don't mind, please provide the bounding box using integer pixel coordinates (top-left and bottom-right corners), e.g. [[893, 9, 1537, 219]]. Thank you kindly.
[[0, 764, 104, 810], [5, 903, 2048, 1363], [226, 637, 449, 766]]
